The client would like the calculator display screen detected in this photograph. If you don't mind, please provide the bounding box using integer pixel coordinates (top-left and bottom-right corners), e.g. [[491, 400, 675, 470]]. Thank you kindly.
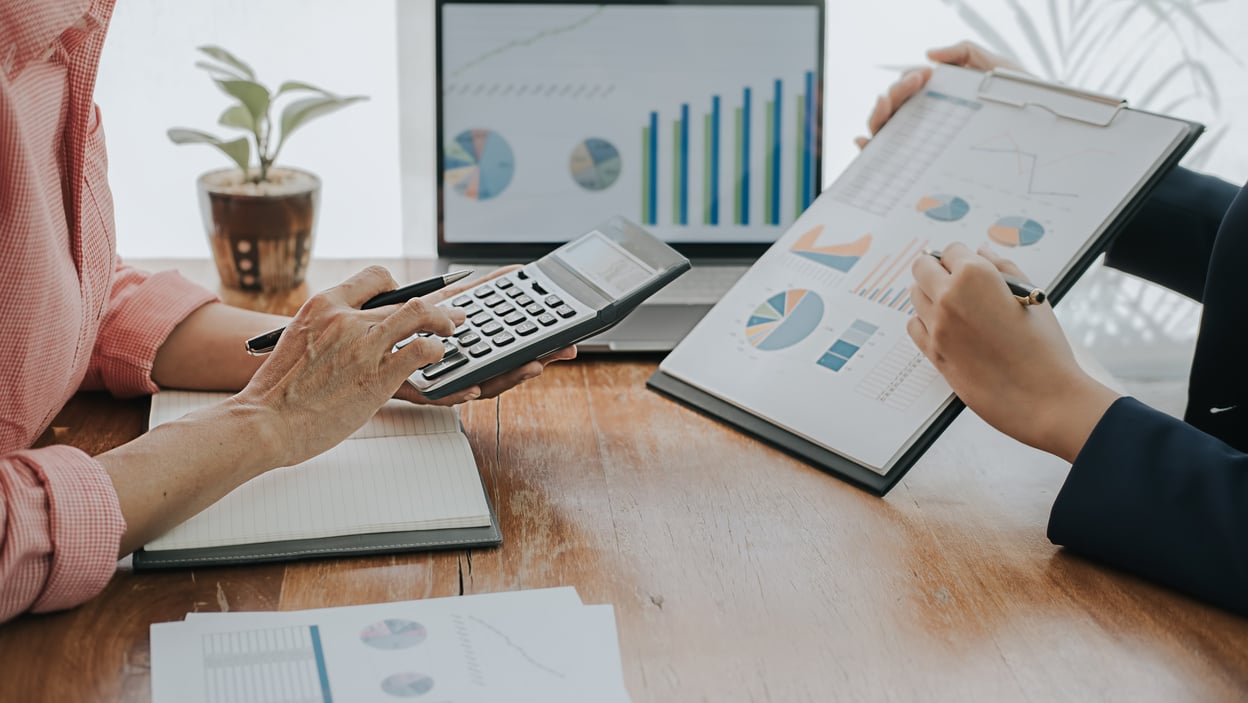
[[556, 231, 656, 298]]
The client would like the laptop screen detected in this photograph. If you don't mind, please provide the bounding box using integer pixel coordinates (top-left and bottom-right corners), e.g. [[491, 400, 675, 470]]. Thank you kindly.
[[435, 0, 824, 258]]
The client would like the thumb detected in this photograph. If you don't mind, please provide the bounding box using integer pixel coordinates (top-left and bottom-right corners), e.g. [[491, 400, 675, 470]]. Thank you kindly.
[[927, 42, 976, 67]]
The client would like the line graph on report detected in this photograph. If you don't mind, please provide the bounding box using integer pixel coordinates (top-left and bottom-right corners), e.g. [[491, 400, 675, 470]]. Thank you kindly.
[[969, 132, 1112, 199]]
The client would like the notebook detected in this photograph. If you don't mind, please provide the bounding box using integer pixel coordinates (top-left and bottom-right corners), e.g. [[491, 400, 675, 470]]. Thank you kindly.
[[132, 392, 500, 570], [648, 65, 1203, 495], [403, 0, 825, 351]]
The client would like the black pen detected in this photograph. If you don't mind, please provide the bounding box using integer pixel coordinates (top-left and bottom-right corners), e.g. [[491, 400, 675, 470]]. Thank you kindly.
[[244, 270, 474, 355], [924, 250, 1046, 306]]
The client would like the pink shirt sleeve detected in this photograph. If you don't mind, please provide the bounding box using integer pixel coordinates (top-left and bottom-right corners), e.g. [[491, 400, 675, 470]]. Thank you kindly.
[[0, 446, 124, 622], [0, 261, 217, 623], [80, 256, 220, 397]]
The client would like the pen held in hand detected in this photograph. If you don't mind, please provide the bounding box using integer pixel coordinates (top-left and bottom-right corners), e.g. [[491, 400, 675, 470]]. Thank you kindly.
[[244, 270, 474, 355], [923, 250, 1046, 306]]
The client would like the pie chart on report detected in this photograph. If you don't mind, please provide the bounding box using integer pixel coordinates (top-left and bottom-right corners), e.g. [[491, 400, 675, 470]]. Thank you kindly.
[[445, 129, 515, 200], [988, 216, 1046, 247], [746, 290, 825, 351], [570, 138, 622, 191], [916, 194, 970, 222]]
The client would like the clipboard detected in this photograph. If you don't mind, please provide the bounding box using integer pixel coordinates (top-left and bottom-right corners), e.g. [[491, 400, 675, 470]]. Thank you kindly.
[[647, 65, 1204, 496]]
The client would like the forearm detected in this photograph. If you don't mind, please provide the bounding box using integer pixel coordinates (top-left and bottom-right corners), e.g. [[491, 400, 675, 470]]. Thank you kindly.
[[1050, 397, 1248, 615], [96, 397, 283, 555], [151, 302, 288, 391], [1104, 167, 1239, 301]]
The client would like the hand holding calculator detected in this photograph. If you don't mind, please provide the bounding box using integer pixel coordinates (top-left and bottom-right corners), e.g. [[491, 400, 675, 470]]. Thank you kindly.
[[401, 217, 690, 399]]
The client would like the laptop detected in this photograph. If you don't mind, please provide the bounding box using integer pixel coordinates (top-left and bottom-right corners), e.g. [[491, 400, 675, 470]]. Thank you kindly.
[[421, 0, 824, 351]]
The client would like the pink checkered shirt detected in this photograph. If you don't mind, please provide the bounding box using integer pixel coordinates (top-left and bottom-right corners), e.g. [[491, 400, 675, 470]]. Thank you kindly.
[[1, 0, 218, 622]]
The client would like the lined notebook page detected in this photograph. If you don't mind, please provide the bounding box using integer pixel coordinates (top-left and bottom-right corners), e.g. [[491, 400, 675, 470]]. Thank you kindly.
[[144, 392, 488, 551], [148, 392, 461, 438]]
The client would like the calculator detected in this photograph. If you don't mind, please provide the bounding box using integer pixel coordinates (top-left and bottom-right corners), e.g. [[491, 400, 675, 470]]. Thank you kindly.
[[404, 217, 691, 400]]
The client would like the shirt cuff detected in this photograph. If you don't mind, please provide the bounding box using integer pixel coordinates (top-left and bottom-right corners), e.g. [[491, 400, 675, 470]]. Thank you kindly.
[[88, 270, 219, 397], [17, 445, 125, 613]]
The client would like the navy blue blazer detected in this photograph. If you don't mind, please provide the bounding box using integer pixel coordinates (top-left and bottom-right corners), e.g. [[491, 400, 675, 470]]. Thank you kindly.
[[1048, 167, 1248, 616]]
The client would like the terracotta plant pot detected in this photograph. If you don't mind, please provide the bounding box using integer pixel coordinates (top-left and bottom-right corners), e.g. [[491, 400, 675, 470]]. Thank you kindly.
[[198, 167, 321, 292]]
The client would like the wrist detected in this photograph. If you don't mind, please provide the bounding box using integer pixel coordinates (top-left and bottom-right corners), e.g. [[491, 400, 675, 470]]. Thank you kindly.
[[1036, 376, 1121, 464], [215, 396, 290, 477]]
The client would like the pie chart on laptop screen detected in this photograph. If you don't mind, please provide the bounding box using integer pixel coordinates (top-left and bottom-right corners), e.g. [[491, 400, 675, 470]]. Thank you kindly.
[[445, 128, 515, 201], [570, 137, 622, 191]]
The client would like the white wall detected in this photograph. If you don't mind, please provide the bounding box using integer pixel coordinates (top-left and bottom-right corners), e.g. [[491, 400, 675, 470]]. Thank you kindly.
[[97, 0, 403, 259], [99, 0, 1245, 261]]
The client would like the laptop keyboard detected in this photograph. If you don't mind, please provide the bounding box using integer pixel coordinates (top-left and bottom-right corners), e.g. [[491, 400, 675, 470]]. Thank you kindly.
[[645, 265, 747, 305]]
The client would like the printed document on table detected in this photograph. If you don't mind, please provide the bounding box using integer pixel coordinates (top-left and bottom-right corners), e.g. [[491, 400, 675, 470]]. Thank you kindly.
[[151, 588, 630, 703]]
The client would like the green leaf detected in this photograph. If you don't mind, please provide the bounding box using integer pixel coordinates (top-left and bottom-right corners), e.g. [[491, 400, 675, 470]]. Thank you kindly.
[[277, 95, 368, 148], [167, 128, 251, 175], [197, 45, 255, 80], [215, 79, 271, 125], [195, 60, 247, 81], [277, 80, 332, 96], [218, 104, 255, 132]]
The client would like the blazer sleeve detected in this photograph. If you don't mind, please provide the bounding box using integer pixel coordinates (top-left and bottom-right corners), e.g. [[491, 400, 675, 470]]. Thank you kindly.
[[1104, 166, 1241, 302], [1048, 396, 1248, 615]]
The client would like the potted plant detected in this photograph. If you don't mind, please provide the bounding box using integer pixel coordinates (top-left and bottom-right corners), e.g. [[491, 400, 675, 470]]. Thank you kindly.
[[169, 46, 366, 291]]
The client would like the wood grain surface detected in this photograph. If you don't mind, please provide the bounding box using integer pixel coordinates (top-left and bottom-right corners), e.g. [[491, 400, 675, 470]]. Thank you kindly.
[[1, 260, 1244, 702]]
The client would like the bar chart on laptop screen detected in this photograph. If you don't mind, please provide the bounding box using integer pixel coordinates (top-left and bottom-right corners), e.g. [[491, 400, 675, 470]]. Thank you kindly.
[[439, 4, 820, 244]]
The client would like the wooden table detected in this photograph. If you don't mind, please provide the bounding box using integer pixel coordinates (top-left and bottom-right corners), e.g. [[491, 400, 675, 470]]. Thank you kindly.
[[2, 259, 1246, 702]]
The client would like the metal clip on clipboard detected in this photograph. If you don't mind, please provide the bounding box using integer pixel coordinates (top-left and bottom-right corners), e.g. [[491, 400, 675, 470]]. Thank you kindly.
[[977, 69, 1128, 127]]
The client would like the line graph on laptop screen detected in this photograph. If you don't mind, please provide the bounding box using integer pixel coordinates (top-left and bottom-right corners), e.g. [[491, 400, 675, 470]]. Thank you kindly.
[[439, 3, 821, 245]]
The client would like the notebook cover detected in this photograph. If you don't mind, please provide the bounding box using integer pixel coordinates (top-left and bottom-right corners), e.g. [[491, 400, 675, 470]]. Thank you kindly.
[[132, 481, 501, 570]]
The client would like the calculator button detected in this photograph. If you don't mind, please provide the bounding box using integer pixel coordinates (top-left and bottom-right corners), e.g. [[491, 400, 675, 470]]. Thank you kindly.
[[525, 304, 544, 316], [473, 286, 494, 298], [494, 303, 516, 316], [543, 295, 563, 308], [492, 332, 516, 347], [469, 312, 493, 325], [555, 305, 576, 318], [531, 282, 547, 295], [468, 343, 492, 358], [517, 270, 529, 280], [505, 287, 525, 299], [457, 331, 481, 346], [482, 295, 506, 307], [480, 321, 504, 336], [461, 303, 483, 317], [515, 321, 538, 336], [422, 354, 469, 380], [514, 294, 533, 307], [503, 312, 526, 326], [495, 278, 514, 290], [452, 295, 472, 307], [451, 325, 472, 338], [537, 313, 557, 326]]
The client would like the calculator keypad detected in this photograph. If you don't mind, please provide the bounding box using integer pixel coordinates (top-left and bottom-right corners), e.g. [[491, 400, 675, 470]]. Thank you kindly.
[[411, 270, 583, 385]]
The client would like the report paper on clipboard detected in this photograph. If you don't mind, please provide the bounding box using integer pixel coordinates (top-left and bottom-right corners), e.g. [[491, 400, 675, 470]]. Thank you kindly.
[[648, 64, 1202, 495]]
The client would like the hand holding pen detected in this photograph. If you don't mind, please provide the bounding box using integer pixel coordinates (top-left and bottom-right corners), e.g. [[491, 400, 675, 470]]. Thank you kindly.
[[924, 249, 1046, 305], [245, 270, 473, 355]]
